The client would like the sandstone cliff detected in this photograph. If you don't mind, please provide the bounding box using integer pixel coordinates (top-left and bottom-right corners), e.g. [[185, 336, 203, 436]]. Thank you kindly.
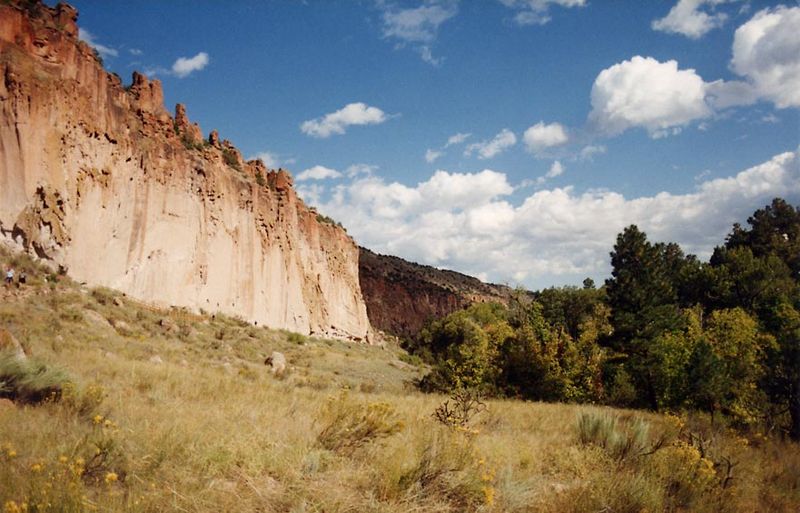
[[0, 1, 372, 341], [359, 247, 514, 339]]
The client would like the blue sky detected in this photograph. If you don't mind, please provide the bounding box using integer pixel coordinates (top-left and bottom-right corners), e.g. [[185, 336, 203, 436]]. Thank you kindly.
[[71, 0, 799, 289]]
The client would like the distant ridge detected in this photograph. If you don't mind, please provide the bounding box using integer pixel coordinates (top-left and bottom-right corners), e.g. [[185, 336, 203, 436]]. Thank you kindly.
[[359, 247, 516, 339]]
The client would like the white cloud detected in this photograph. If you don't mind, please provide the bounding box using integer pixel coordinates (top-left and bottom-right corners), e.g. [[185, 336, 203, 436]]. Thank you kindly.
[[579, 144, 606, 160], [129, 48, 143, 56], [652, 0, 730, 39], [536, 160, 565, 185], [78, 28, 118, 59], [424, 132, 470, 163], [523, 121, 569, 154], [419, 46, 443, 66], [445, 132, 471, 147], [589, 8, 800, 136], [252, 151, 281, 169], [346, 164, 378, 178], [730, 6, 800, 109], [312, 150, 798, 289], [464, 129, 517, 159], [296, 183, 326, 206], [425, 149, 443, 163], [300, 102, 388, 138], [589, 56, 712, 137], [171, 52, 209, 78], [498, 0, 587, 26], [380, 1, 457, 64], [547, 160, 565, 178], [296, 165, 342, 181], [382, 1, 458, 42]]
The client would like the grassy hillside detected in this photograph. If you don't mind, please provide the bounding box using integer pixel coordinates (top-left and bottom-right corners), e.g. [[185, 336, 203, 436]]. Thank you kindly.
[[0, 249, 798, 512]]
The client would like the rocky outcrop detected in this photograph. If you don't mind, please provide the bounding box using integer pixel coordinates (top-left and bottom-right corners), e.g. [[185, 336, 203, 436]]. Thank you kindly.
[[0, 1, 371, 341], [359, 247, 514, 339]]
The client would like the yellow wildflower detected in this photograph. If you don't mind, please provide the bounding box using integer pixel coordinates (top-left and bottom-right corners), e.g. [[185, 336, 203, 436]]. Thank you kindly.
[[4, 501, 21, 513], [58, 455, 68, 463], [482, 485, 495, 506], [93, 415, 104, 424], [30, 463, 43, 473], [104, 472, 118, 484]]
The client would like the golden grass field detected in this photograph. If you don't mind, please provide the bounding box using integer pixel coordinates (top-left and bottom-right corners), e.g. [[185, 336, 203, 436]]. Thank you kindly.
[[0, 249, 798, 512]]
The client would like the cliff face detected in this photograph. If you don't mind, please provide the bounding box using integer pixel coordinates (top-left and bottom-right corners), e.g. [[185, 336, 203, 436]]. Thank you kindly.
[[359, 247, 514, 339], [0, 1, 372, 341]]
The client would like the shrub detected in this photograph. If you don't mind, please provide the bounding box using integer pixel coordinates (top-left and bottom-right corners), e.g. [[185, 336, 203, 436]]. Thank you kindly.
[[90, 287, 116, 306], [316, 393, 403, 455], [0, 352, 70, 404], [222, 148, 241, 171], [395, 428, 490, 509], [61, 382, 106, 418], [576, 411, 654, 462], [286, 332, 306, 345], [433, 388, 487, 430], [650, 440, 717, 509]]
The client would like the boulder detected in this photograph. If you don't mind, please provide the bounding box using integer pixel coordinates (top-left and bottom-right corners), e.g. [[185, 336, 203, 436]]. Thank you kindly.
[[158, 318, 178, 333], [83, 309, 114, 331], [264, 351, 286, 375], [0, 328, 25, 360]]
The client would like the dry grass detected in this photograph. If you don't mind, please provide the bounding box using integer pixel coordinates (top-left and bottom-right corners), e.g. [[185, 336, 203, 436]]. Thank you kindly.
[[0, 250, 798, 512]]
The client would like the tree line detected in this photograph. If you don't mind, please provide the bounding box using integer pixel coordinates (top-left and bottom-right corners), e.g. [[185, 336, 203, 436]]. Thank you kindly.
[[408, 198, 800, 440]]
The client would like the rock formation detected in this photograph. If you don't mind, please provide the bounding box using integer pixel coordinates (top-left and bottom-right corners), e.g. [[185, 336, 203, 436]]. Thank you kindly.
[[0, 1, 371, 341], [359, 247, 515, 339]]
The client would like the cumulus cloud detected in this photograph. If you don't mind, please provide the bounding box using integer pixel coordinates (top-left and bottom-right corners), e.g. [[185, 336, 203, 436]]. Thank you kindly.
[[295, 183, 326, 206], [498, 0, 587, 26], [380, 0, 458, 64], [464, 129, 517, 159], [523, 121, 569, 154], [78, 28, 118, 59], [589, 56, 712, 137], [596, 7, 799, 123], [729, 6, 800, 108], [346, 164, 378, 178], [424, 132, 471, 162], [579, 144, 606, 160], [300, 102, 388, 138], [312, 150, 798, 289], [296, 165, 342, 181], [171, 52, 209, 78], [535, 160, 565, 185], [652, 0, 730, 39], [252, 152, 281, 169], [446, 132, 471, 147], [425, 149, 443, 163]]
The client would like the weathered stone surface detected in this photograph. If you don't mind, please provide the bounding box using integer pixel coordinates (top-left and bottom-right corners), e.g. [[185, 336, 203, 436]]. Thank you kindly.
[[264, 351, 286, 374], [0, 0, 372, 342], [83, 309, 114, 332]]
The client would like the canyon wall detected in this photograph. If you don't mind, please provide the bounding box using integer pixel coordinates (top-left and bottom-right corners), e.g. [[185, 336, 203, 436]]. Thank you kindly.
[[0, 1, 372, 341], [359, 247, 514, 339]]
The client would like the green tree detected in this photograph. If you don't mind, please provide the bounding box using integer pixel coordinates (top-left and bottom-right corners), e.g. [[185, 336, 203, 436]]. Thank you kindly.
[[725, 198, 800, 275], [418, 303, 511, 392], [688, 308, 769, 425], [761, 303, 800, 439], [605, 225, 686, 408]]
